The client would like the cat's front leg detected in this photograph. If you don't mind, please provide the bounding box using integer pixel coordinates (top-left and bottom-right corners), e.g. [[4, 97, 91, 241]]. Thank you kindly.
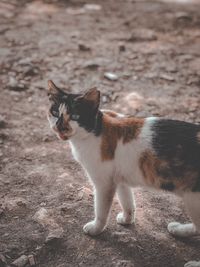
[[116, 183, 135, 225], [83, 183, 116, 236]]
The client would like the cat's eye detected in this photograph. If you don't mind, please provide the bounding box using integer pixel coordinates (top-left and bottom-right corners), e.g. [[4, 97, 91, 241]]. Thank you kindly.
[[51, 106, 59, 117], [71, 114, 80, 121], [52, 110, 59, 117]]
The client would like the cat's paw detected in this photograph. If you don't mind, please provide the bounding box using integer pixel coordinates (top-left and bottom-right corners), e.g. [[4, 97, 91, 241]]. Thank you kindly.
[[83, 221, 104, 236], [184, 261, 200, 267], [116, 212, 134, 225]]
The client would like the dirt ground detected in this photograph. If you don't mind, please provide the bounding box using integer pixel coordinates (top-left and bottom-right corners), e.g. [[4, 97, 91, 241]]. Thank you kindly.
[[0, 0, 200, 266]]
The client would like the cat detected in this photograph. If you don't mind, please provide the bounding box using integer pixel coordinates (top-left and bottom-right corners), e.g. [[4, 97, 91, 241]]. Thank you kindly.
[[47, 80, 200, 267]]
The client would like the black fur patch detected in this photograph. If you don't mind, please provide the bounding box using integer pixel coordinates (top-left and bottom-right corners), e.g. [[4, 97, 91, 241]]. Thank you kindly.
[[152, 119, 200, 192]]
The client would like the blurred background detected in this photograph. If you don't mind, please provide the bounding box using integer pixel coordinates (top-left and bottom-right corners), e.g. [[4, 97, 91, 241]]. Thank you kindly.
[[0, 0, 200, 266]]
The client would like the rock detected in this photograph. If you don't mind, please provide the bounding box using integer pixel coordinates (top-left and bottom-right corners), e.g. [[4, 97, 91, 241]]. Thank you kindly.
[[83, 4, 102, 11], [187, 76, 200, 86], [11, 255, 28, 267], [102, 95, 111, 103], [144, 73, 156, 79], [83, 60, 100, 70], [116, 260, 135, 267], [28, 255, 35, 266], [0, 254, 7, 267], [0, 115, 6, 129], [175, 12, 191, 20], [42, 135, 54, 142], [78, 43, 91, 52], [23, 65, 39, 77], [104, 72, 118, 81], [159, 73, 175, 81], [45, 227, 64, 243], [66, 7, 85, 15], [128, 29, 157, 42], [3, 197, 28, 211], [33, 208, 63, 242], [8, 77, 28, 91], [119, 43, 126, 52]]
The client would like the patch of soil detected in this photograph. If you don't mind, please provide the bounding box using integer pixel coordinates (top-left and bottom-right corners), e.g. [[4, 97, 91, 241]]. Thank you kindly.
[[0, 0, 200, 266]]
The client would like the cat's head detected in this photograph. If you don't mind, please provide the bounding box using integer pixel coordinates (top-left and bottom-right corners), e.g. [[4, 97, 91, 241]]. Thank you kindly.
[[47, 80, 101, 140]]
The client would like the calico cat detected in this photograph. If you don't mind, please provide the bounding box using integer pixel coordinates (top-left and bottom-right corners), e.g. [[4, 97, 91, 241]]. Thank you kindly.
[[47, 80, 200, 267]]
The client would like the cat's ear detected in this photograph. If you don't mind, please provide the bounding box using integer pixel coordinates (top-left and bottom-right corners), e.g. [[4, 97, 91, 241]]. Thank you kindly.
[[83, 87, 100, 110], [47, 80, 63, 102]]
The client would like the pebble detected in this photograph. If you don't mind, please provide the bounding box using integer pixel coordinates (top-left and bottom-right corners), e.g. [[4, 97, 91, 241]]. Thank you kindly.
[[128, 29, 157, 42], [23, 65, 38, 77], [0, 115, 6, 129], [8, 77, 28, 91], [83, 61, 100, 70], [175, 12, 191, 20], [119, 43, 126, 52], [0, 254, 6, 266], [104, 72, 118, 81], [84, 4, 102, 11], [45, 227, 64, 243], [78, 43, 91, 52], [159, 73, 175, 81], [116, 260, 135, 267], [28, 255, 35, 266], [33, 208, 64, 242], [11, 255, 28, 267]]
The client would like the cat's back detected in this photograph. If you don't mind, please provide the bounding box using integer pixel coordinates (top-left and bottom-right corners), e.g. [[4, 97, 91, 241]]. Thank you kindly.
[[101, 113, 200, 191]]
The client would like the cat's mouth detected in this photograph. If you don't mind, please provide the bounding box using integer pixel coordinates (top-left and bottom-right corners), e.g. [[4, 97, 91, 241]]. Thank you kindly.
[[54, 122, 75, 140], [48, 111, 75, 140]]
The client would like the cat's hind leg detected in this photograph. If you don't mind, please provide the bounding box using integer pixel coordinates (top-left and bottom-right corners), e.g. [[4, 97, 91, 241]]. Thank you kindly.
[[184, 261, 200, 267], [83, 182, 116, 236], [168, 192, 200, 238], [167, 222, 197, 238], [168, 193, 200, 267], [183, 193, 200, 267], [116, 183, 135, 225]]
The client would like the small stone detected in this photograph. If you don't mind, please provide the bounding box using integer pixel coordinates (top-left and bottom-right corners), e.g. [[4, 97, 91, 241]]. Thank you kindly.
[[0, 115, 6, 129], [102, 95, 110, 104], [66, 7, 85, 15], [28, 97, 32, 103], [11, 255, 28, 267], [78, 43, 91, 51], [8, 77, 28, 91], [128, 29, 157, 42], [144, 72, 157, 79], [33, 208, 64, 242], [83, 60, 100, 70], [119, 43, 126, 52], [175, 12, 191, 20], [84, 4, 102, 11], [45, 227, 64, 243], [42, 135, 51, 142], [116, 260, 134, 267], [0, 254, 6, 266], [104, 72, 118, 81], [28, 255, 35, 266], [23, 66, 38, 77], [159, 73, 175, 81]]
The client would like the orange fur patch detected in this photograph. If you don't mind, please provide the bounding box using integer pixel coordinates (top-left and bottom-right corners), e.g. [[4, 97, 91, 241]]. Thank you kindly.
[[103, 110, 118, 118], [139, 150, 198, 191], [101, 113, 144, 161]]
